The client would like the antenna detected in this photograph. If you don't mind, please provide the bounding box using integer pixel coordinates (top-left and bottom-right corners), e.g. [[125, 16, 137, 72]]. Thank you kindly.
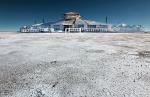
[[42, 18, 45, 23], [34, 20, 37, 24], [106, 16, 108, 24]]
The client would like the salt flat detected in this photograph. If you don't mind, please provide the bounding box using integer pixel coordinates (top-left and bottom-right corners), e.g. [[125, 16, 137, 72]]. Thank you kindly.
[[0, 32, 150, 97]]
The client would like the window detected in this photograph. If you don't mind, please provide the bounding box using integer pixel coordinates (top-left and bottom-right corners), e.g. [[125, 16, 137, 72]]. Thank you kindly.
[[100, 25, 108, 28], [88, 25, 96, 28], [77, 25, 84, 28], [54, 25, 63, 30]]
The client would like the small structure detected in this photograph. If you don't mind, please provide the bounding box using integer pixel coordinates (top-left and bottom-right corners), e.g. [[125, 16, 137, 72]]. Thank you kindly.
[[112, 24, 145, 32], [20, 23, 51, 33]]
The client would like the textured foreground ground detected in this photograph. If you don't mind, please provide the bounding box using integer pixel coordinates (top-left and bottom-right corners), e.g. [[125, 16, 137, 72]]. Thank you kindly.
[[0, 32, 150, 97]]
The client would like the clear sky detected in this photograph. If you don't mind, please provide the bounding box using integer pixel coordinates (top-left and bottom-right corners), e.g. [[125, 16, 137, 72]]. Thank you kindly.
[[0, 0, 150, 31]]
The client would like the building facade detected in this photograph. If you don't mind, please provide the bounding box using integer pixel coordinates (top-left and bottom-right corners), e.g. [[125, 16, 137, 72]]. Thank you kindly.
[[20, 12, 144, 33], [112, 24, 145, 32]]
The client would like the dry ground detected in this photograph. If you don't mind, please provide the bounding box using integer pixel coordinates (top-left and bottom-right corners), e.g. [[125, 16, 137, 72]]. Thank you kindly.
[[0, 32, 150, 97]]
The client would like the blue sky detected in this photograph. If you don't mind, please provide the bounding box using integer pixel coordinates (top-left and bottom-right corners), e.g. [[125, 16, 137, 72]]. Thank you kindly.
[[0, 0, 150, 31]]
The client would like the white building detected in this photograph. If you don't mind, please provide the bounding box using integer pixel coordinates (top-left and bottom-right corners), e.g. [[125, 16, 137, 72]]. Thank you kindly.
[[20, 12, 144, 33], [112, 24, 145, 32], [20, 12, 113, 33]]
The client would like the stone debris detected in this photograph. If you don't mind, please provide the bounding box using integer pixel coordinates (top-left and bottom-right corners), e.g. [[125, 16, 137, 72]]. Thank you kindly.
[[0, 33, 150, 97]]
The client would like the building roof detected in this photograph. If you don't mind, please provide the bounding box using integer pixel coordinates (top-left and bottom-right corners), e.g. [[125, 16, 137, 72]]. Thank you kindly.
[[85, 20, 99, 25], [32, 23, 43, 26], [41, 22, 55, 26], [75, 19, 88, 25], [51, 19, 109, 26], [64, 12, 80, 15], [85, 20, 108, 25], [52, 20, 74, 25]]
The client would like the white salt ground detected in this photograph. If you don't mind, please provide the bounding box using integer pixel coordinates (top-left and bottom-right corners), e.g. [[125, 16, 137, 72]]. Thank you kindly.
[[0, 32, 150, 97]]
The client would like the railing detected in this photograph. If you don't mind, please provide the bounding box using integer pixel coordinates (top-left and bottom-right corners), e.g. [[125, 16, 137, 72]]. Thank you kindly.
[[84, 28, 108, 32], [65, 28, 109, 33], [65, 28, 82, 33]]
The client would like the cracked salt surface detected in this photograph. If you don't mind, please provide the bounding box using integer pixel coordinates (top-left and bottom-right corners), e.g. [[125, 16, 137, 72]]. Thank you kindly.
[[0, 32, 150, 97]]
